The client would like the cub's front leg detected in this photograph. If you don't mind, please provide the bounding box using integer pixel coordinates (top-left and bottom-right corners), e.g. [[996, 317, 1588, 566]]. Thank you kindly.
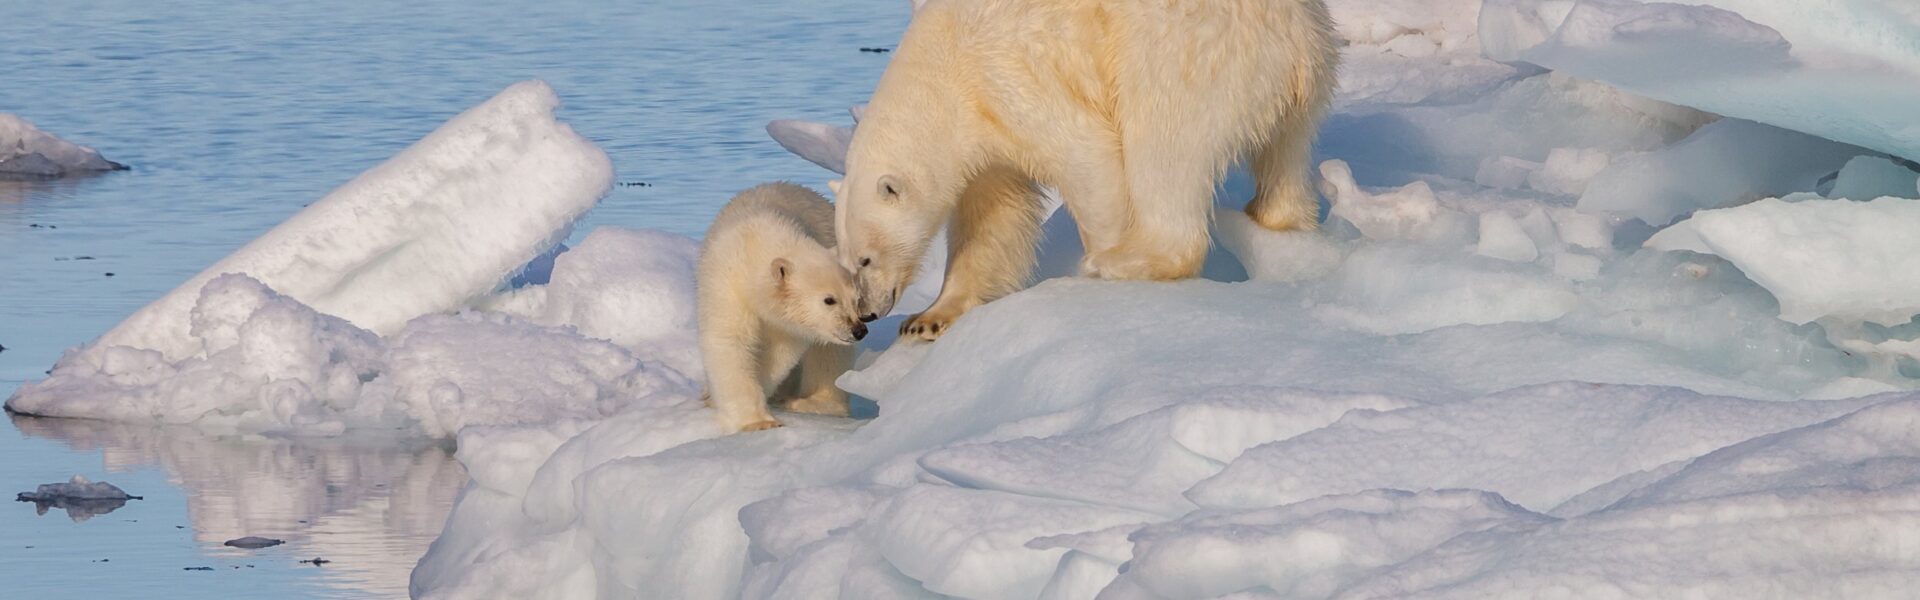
[[700, 317, 782, 432]]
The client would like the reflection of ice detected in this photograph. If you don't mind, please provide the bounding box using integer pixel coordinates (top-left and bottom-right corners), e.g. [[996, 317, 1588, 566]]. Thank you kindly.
[[16, 474, 142, 522], [10, 414, 466, 598]]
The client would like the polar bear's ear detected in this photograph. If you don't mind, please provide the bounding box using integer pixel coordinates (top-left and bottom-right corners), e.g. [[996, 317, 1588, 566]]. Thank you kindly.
[[910, 0, 927, 14], [877, 175, 903, 201], [771, 257, 792, 283], [827, 179, 843, 196]]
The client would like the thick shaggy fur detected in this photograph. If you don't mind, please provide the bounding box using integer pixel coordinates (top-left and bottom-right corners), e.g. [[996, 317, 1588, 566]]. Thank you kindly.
[[833, 0, 1340, 340], [697, 183, 864, 432]]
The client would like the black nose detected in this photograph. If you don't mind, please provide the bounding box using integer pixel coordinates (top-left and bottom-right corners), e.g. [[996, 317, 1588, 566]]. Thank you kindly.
[[859, 313, 878, 323], [852, 323, 868, 341]]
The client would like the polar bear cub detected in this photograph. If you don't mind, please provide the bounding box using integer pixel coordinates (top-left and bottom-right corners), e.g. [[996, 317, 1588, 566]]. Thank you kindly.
[[699, 183, 868, 432]]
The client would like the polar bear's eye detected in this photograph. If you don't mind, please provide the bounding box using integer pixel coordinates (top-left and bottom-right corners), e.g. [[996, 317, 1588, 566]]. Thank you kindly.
[[859, 257, 872, 268], [883, 183, 897, 196], [823, 297, 837, 306]]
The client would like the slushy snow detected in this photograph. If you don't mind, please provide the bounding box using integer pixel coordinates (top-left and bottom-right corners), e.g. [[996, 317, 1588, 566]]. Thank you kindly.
[[10, 0, 1920, 597], [0, 114, 126, 176]]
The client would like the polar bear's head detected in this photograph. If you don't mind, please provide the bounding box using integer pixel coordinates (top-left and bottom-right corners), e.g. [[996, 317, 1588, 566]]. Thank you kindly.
[[767, 247, 868, 345], [831, 175, 936, 319]]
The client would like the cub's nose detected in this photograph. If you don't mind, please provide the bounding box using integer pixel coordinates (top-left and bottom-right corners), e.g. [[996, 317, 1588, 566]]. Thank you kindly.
[[859, 313, 878, 323], [851, 323, 869, 341]]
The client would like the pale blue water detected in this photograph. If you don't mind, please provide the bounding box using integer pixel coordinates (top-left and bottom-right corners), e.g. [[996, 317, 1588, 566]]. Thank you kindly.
[[0, 0, 900, 596]]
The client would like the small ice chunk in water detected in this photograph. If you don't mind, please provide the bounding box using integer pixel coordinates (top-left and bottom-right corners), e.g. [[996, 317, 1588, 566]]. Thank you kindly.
[[17, 475, 140, 501], [224, 536, 287, 549], [16, 475, 142, 522]]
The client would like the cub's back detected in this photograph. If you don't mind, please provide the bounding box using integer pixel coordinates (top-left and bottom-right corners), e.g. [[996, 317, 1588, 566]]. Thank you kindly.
[[705, 182, 837, 249]]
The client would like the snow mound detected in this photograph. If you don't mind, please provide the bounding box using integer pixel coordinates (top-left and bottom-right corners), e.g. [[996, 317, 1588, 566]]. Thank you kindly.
[[1484, 0, 1920, 161], [0, 113, 126, 176], [8, 272, 696, 438], [484, 227, 703, 378], [1647, 197, 1920, 326], [83, 80, 613, 363]]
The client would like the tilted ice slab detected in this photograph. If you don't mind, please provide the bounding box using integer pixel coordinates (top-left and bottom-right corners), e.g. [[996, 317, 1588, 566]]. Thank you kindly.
[[1483, 0, 1920, 161], [82, 80, 612, 363], [0, 113, 126, 176], [1647, 197, 1920, 326]]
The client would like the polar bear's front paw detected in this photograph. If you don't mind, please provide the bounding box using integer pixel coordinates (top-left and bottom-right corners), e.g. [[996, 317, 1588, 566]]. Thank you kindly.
[[901, 308, 962, 342], [738, 418, 785, 432]]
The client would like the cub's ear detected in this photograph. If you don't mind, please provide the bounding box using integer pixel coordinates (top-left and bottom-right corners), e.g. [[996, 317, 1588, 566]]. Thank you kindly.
[[827, 179, 844, 197], [877, 175, 902, 201], [771, 257, 792, 284]]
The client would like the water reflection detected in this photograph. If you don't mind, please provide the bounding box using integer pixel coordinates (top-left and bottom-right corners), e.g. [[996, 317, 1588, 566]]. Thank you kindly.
[[10, 414, 466, 598], [0, 175, 102, 205]]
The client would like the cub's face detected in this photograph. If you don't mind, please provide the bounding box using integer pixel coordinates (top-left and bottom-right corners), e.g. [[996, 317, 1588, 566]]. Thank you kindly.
[[770, 251, 868, 345], [831, 173, 939, 319]]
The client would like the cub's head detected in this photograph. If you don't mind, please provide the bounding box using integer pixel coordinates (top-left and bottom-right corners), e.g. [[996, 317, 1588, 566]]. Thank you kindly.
[[767, 249, 867, 345], [830, 171, 944, 320]]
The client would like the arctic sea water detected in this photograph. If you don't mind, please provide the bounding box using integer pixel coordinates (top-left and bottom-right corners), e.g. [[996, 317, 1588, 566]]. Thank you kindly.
[[0, 0, 900, 596]]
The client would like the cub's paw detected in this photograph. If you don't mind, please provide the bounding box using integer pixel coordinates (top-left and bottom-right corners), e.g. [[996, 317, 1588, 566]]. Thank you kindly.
[[738, 418, 785, 432], [900, 307, 964, 342]]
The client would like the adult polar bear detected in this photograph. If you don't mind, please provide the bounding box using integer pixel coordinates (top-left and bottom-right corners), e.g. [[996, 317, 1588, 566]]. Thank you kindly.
[[834, 0, 1339, 340]]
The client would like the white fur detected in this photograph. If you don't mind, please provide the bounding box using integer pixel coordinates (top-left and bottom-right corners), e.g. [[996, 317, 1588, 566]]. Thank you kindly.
[[835, 0, 1340, 340], [697, 183, 862, 432]]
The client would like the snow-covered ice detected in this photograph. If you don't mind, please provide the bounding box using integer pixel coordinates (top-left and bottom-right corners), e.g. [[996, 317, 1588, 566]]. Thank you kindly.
[[0, 113, 126, 176], [12, 0, 1920, 597]]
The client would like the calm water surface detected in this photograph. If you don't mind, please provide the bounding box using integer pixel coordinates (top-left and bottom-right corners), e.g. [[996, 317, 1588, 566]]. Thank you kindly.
[[0, 0, 900, 596]]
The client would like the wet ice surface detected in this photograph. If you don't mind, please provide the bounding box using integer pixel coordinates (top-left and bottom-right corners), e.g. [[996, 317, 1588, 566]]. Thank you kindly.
[[0, 0, 900, 596]]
